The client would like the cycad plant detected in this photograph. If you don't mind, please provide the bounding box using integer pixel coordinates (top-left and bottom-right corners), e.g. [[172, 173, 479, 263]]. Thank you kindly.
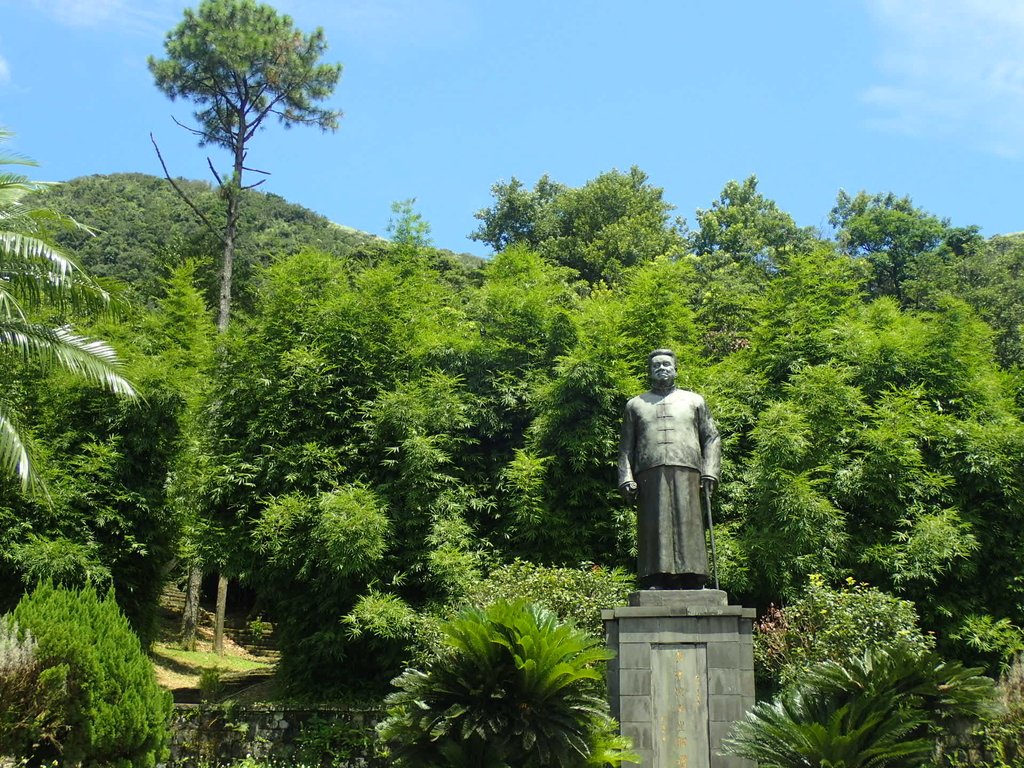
[[377, 600, 637, 767], [0, 129, 134, 491], [724, 643, 996, 768]]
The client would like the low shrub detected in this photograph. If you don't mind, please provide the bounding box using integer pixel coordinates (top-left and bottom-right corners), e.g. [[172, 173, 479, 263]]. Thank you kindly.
[[378, 600, 637, 767], [0, 616, 66, 758], [755, 574, 934, 689], [469, 559, 634, 637], [293, 714, 387, 767], [1, 582, 172, 767], [725, 644, 995, 768], [199, 668, 225, 702]]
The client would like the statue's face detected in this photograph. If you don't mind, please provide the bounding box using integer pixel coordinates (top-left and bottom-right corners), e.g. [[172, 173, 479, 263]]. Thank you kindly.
[[649, 354, 676, 385]]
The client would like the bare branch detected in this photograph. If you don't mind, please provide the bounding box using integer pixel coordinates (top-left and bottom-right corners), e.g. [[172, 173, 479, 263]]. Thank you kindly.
[[149, 133, 225, 245], [206, 158, 224, 187], [242, 179, 266, 190], [171, 115, 211, 141], [241, 165, 271, 176]]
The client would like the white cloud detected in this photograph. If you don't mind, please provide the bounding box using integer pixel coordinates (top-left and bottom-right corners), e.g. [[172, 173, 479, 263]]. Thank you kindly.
[[28, 0, 182, 35], [0, 54, 9, 85], [864, 0, 1024, 156]]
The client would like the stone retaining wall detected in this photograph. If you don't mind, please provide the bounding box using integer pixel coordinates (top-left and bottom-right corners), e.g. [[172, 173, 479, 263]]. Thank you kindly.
[[167, 704, 386, 767]]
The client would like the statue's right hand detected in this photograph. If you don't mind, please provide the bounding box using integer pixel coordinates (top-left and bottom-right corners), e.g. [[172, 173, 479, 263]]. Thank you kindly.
[[620, 481, 638, 503]]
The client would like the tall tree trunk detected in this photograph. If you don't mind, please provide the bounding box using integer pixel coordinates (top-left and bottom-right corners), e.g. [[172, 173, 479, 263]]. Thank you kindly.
[[214, 572, 228, 656], [217, 181, 239, 332], [212, 160, 243, 654], [180, 563, 203, 651]]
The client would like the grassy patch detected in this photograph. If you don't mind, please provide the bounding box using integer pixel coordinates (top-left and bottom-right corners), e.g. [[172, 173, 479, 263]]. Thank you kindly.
[[152, 644, 272, 673], [150, 640, 275, 692]]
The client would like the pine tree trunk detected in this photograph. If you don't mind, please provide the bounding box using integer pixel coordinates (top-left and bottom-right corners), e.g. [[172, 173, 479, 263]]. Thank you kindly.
[[212, 164, 242, 655], [217, 185, 239, 332], [180, 564, 202, 651], [211, 141, 247, 656], [214, 572, 228, 655]]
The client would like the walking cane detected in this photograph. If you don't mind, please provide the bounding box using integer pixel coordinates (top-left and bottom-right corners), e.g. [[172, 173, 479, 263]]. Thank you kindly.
[[703, 480, 720, 590]]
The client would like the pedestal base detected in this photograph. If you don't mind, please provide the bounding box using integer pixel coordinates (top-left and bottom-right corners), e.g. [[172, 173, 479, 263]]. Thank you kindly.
[[603, 590, 755, 768]]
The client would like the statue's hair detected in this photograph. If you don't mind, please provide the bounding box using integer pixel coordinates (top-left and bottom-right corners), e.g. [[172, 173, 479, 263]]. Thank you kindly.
[[648, 348, 676, 367]]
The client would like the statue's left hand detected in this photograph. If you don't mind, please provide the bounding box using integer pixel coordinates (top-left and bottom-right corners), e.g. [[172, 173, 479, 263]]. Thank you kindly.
[[700, 476, 718, 496], [620, 481, 638, 504]]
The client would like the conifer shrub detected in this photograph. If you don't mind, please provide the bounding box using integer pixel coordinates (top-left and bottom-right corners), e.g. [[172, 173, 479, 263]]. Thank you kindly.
[[2, 582, 172, 767]]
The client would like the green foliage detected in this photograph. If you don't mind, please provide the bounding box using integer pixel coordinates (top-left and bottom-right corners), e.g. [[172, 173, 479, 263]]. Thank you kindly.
[[745, 245, 867, 381], [688, 178, 828, 359], [718, 268, 1024, 665], [470, 175, 564, 252], [465, 245, 577, 517], [377, 600, 637, 767], [948, 616, 1024, 672], [690, 175, 817, 272], [616, 255, 703, 368], [111, 176, 1024, 696], [216, 245, 485, 693], [250, 485, 403, 686], [0, 269, 188, 639], [953, 233, 1024, 368], [472, 167, 682, 284], [0, 356, 183, 640], [728, 687, 931, 768], [149, 0, 342, 153], [938, 653, 1024, 767], [321, 487, 391, 575], [29, 174, 384, 309], [725, 644, 995, 768], [13, 138, 1024, 701], [0, 131, 136, 491], [755, 575, 935, 689], [518, 344, 634, 560], [470, 560, 634, 637], [294, 714, 385, 767], [150, 0, 344, 329], [830, 189, 978, 305], [344, 590, 422, 643], [4, 582, 172, 768], [0, 616, 64, 759], [198, 668, 225, 702]]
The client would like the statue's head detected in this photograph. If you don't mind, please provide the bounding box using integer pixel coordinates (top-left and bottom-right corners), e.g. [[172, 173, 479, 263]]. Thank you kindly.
[[648, 348, 677, 388]]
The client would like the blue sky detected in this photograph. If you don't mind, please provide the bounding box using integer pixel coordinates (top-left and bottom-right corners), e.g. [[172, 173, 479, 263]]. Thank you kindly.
[[2, 0, 1023, 256]]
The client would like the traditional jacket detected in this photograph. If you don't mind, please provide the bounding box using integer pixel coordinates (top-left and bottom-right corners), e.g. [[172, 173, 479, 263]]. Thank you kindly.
[[617, 387, 721, 487]]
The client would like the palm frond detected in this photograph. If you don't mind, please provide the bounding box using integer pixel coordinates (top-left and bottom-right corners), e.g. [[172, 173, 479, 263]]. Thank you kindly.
[[0, 321, 136, 397], [0, 403, 37, 493], [0, 128, 39, 170], [0, 404, 30, 489], [724, 644, 996, 768], [0, 128, 134, 495]]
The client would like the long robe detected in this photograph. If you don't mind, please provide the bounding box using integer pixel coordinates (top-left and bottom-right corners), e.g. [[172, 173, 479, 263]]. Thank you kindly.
[[635, 466, 706, 579], [618, 387, 720, 579]]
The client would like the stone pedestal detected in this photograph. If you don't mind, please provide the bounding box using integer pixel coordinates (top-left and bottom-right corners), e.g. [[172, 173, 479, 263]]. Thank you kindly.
[[602, 590, 756, 768]]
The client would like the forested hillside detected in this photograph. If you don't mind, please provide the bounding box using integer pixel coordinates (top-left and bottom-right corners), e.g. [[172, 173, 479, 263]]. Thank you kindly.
[[28, 173, 483, 310], [3, 167, 1024, 696]]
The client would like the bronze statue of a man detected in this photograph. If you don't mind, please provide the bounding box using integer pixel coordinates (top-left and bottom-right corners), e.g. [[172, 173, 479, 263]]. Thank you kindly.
[[618, 349, 721, 589]]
